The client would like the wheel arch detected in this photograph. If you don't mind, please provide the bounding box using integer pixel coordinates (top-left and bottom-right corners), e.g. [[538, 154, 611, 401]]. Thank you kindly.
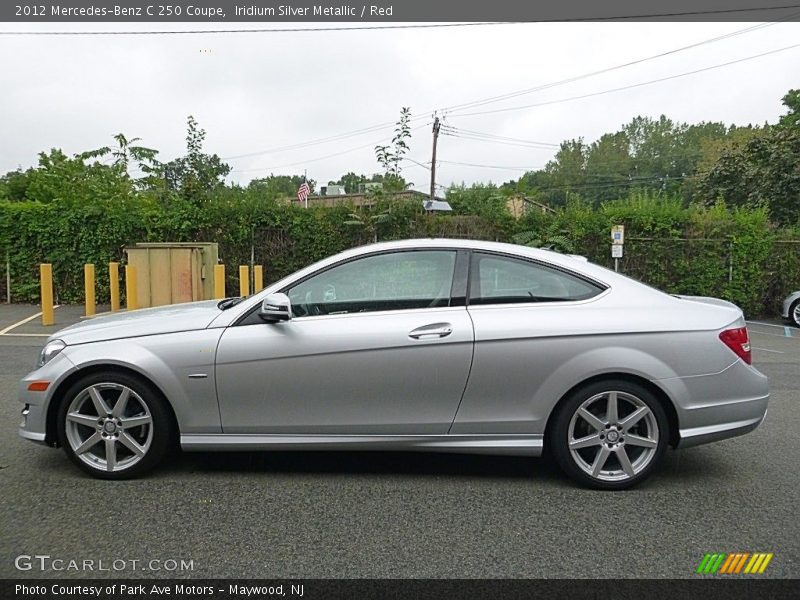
[[45, 364, 179, 447], [543, 372, 680, 452]]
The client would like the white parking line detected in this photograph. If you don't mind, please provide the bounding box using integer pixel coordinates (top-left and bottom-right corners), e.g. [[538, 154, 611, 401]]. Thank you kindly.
[[0, 306, 60, 336], [0, 311, 42, 335], [747, 320, 787, 328], [752, 346, 784, 354]]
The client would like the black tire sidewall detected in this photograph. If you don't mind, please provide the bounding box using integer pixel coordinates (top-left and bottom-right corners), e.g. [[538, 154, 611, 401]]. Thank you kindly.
[[56, 371, 172, 480], [551, 379, 669, 490]]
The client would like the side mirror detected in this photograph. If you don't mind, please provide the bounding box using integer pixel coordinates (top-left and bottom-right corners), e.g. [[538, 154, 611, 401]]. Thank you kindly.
[[259, 293, 292, 322]]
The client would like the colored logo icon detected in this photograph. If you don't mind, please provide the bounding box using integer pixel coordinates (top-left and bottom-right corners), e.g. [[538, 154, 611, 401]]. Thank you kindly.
[[696, 552, 773, 574]]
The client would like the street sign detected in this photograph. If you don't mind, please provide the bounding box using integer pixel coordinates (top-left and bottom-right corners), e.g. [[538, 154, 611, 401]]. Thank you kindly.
[[611, 245, 623, 259], [611, 225, 625, 245]]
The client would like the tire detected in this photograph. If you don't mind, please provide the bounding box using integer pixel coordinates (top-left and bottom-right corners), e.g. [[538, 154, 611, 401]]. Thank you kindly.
[[56, 372, 173, 480], [790, 300, 800, 328], [550, 379, 669, 490]]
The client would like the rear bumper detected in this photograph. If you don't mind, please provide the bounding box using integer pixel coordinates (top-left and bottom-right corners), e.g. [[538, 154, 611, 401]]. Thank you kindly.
[[654, 360, 769, 449], [676, 410, 767, 448]]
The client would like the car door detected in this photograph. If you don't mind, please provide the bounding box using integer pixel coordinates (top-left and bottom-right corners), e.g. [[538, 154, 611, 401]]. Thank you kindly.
[[215, 249, 474, 434], [452, 251, 607, 435]]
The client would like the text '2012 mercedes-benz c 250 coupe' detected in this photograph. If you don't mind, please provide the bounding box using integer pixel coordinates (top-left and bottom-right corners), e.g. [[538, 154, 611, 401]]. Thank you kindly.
[[18, 239, 769, 489]]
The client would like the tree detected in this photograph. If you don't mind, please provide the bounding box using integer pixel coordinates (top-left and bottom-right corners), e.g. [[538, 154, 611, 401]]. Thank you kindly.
[[698, 90, 800, 226], [777, 89, 800, 129], [375, 107, 412, 178], [82, 133, 159, 172], [161, 116, 231, 202], [248, 174, 315, 199], [698, 128, 800, 225], [0, 168, 32, 201]]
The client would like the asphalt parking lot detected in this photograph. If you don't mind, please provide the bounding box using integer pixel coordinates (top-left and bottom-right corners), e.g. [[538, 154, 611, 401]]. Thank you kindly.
[[1, 305, 798, 579]]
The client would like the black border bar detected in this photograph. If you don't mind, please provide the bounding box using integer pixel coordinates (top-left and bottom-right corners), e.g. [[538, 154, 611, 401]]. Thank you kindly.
[[3, 579, 800, 600]]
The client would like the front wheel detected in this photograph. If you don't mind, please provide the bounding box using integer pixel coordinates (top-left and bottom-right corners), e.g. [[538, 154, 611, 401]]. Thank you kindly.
[[56, 372, 173, 479], [550, 380, 669, 490], [790, 300, 800, 328]]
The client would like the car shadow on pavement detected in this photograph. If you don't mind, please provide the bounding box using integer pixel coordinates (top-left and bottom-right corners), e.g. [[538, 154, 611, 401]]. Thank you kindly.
[[151, 446, 735, 488], [162, 449, 559, 480], [27, 444, 735, 489]]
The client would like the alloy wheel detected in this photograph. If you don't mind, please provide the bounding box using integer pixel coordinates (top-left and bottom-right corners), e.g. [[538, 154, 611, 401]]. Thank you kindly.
[[64, 383, 153, 473], [567, 390, 659, 482]]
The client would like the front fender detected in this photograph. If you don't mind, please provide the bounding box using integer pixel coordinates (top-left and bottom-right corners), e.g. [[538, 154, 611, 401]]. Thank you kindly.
[[57, 329, 224, 434]]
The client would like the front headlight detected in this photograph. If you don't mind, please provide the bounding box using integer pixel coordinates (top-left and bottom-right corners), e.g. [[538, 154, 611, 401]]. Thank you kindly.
[[39, 339, 66, 367]]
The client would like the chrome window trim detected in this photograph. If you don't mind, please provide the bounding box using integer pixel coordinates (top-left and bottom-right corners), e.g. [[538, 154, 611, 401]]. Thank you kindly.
[[234, 247, 461, 326], [466, 250, 610, 308]]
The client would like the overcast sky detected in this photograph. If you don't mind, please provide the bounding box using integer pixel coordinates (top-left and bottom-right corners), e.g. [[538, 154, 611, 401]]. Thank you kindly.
[[0, 21, 798, 192]]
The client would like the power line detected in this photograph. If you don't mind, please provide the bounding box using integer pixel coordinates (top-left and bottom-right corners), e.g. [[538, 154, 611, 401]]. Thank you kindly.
[[232, 124, 429, 173], [454, 42, 800, 118], [438, 17, 798, 116], [216, 20, 788, 164], [224, 20, 789, 164], [440, 130, 560, 151], [534, 174, 695, 193], [440, 125, 559, 148], [437, 159, 546, 171]]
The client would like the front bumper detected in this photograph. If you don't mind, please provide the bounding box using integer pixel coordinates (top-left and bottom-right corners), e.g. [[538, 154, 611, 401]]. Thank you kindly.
[[17, 351, 77, 446], [655, 359, 769, 449]]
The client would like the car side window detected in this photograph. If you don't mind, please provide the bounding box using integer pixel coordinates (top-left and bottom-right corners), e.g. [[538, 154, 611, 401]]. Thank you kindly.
[[469, 253, 604, 306], [287, 250, 457, 317]]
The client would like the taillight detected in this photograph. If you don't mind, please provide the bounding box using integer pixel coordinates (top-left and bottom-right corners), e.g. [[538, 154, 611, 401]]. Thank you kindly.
[[719, 327, 752, 365]]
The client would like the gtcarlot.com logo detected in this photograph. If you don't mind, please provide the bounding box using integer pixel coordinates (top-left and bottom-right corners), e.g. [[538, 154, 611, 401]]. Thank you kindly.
[[696, 552, 774, 575], [14, 554, 194, 572]]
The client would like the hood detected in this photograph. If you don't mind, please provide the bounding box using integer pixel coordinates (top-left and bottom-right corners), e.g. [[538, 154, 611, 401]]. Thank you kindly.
[[53, 300, 223, 345]]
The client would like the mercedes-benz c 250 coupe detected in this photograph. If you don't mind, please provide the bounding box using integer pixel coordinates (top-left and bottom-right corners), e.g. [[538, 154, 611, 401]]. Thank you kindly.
[[18, 239, 769, 489]]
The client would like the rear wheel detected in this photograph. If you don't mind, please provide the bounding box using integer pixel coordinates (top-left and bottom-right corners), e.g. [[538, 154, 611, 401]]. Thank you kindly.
[[551, 380, 668, 490], [56, 372, 173, 479]]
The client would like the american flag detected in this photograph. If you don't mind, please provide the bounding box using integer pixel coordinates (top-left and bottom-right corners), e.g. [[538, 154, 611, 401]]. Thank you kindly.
[[297, 179, 310, 204]]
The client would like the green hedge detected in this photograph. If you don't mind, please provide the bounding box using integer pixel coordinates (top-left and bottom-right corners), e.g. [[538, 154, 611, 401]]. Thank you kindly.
[[1, 192, 798, 317]]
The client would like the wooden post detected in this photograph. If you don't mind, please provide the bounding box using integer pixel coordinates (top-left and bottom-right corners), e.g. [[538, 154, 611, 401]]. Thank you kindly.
[[239, 265, 249, 297], [126, 265, 138, 311], [40, 264, 54, 326], [253, 265, 263, 292], [84, 264, 96, 317], [430, 116, 440, 201], [109, 262, 120, 312], [214, 264, 226, 299]]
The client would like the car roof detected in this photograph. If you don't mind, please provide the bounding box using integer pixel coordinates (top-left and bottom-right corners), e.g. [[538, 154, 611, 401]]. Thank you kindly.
[[339, 238, 606, 278]]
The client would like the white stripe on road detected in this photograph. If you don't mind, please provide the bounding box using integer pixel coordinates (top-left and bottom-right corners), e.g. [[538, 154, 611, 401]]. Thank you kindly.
[[0, 311, 42, 335], [0, 306, 60, 335], [752, 346, 784, 354], [747, 320, 787, 328]]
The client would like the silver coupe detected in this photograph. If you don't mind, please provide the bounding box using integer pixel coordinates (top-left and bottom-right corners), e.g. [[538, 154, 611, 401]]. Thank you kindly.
[[18, 239, 769, 489]]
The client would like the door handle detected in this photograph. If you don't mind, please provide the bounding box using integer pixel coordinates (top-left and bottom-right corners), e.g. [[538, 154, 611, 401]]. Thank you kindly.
[[408, 322, 453, 339]]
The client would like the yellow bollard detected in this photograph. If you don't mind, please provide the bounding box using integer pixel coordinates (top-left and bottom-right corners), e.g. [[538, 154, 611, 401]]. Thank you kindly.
[[239, 265, 250, 297], [84, 264, 96, 317], [125, 265, 138, 311], [40, 263, 54, 326], [109, 262, 120, 312], [253, 265, 263, 292], [214, 264, 226, 299]]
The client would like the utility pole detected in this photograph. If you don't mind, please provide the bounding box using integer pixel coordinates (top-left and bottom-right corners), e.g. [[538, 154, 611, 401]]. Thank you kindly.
[[430, 116, 440, 201]]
